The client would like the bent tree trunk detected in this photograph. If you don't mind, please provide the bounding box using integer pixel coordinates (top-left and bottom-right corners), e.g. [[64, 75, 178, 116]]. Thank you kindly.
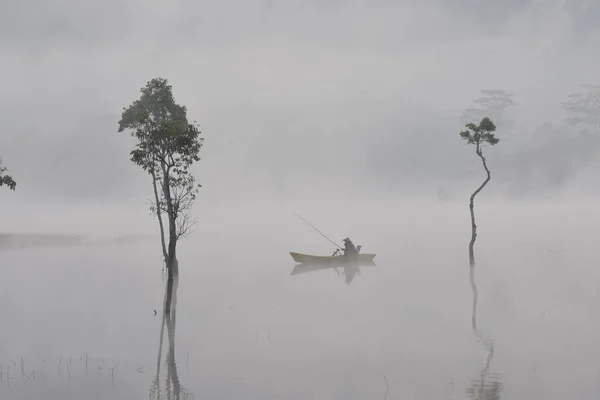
[[468, 144, 491, 267], [470, 264, 479, 332]]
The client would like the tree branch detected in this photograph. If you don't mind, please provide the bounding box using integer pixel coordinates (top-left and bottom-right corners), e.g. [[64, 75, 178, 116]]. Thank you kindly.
[[0, 159, 16, 191]]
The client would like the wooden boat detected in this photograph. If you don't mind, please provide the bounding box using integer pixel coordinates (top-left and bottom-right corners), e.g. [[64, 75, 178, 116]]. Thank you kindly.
[[289, 252, 376, 264]]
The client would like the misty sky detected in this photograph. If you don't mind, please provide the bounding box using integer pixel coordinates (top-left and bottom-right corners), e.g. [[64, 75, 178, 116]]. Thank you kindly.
[[1, 0, 599, 205]]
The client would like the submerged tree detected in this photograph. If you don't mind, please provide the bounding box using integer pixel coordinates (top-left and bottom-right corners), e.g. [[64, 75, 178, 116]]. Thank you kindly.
[[118, 77, 203, 319], [460, 117, 499, 267], [461, 89, 515, 132], [562, 84, 600, 134], [0, 158, 16, 191]]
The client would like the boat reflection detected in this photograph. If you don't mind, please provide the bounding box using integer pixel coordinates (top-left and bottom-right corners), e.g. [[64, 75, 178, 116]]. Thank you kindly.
[[290, 260, 376, 285], [150, 261, 194, 400], [466, 263, 503, 400]]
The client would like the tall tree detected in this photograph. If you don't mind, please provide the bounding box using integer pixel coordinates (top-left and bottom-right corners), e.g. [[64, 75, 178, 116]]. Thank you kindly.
[[118, 78, 203, 320], [0, 158, 16, 191], [460, 117, 499, 267], [562, 84, 600, 134], [461, 89, 516, 132]]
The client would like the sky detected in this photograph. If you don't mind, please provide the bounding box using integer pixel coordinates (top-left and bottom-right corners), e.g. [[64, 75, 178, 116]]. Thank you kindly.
[[1, 0, 600, 208]]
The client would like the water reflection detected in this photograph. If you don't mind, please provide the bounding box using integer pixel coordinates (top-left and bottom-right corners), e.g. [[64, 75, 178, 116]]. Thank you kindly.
[[467, 264, 503, 400], [290, 260, 376, 285], [150, 261, 193, 400]]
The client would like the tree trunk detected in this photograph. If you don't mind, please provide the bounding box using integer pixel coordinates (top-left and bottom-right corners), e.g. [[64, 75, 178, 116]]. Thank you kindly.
[[151, 161, 182, 399], [164, 257, 177, 319], [170, 258, 179, 334], [468, 143, 491, 267], [470, 264, 478, 332], [161, 167, 178, 262], [161, 165, 179, 321], [151, 169, 168, 265]]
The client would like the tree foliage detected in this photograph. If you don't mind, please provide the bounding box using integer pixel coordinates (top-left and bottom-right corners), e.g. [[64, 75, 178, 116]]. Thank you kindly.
[[461, 89, 516, 131], [0, 159, 16, 191], [562, 84, 600, 134], [460, 117, 500, 150], [118, 77, 203, 265]]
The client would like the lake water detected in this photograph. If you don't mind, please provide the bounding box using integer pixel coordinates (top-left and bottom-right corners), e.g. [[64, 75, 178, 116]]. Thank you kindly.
[[0, 198, 598, 399]]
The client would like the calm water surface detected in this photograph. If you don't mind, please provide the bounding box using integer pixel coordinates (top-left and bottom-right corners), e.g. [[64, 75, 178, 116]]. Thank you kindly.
[[0, 203, 598, 399]]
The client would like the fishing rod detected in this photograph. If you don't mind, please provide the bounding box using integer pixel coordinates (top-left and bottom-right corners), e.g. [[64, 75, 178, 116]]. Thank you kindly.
[[293, 212, 343, 250]]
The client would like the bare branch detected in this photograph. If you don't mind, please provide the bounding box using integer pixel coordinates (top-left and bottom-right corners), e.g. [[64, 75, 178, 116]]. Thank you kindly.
[[176, 209, 198, 240]]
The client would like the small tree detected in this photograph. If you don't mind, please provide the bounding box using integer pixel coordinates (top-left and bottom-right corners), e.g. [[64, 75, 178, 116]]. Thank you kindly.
[[0, 158, 16, 191], [562, 84, 600, 134], [118, 78, 203, 318], [460, 117, 499, 267]]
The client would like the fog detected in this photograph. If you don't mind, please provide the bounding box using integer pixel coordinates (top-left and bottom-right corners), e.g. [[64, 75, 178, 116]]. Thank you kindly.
[[1, 195, 599, 398], [2, 0, 600, 202], [2, 0, 600, 398]]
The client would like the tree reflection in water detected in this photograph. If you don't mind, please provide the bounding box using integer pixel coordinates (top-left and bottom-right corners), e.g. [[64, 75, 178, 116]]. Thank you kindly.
[[466, 263, 503, 400], [150, 263, 193, 400]]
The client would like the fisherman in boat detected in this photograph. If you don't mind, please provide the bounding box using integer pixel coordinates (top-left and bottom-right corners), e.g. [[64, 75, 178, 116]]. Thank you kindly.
[[342, 237, 358, 256], [332, 238, 359, 257]]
